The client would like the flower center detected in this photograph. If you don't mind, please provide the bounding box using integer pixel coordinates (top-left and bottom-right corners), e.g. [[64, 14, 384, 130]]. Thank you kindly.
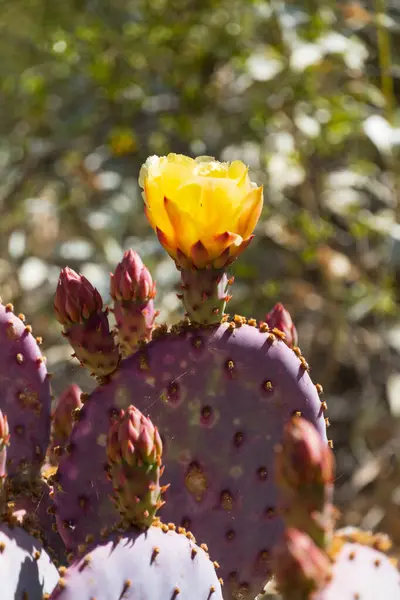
[[193, 162, 228, 178]]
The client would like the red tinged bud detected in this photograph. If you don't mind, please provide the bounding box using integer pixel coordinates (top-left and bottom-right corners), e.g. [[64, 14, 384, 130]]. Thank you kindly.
[[54, 267, 103, 326], [106, 405, 165, 528], [110, 250, 156, 303], [54, 268, 119, 377], [276, 417, 334, 492], [276, 417, 335, 549], [107, 406, 163, 470], [265, 303, 298, 348], [273, 529, 331, 599]]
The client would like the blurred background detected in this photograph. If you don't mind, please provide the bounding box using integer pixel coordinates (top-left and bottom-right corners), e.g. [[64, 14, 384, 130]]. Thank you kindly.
[[1, 0, 400, 552]]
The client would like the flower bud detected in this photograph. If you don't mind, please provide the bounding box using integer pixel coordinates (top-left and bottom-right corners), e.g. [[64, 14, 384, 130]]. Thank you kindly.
[[273, 528, 331, 599], [265, 303, 298, 348], [106, 405, 164, 528], [277, 417, 334, 492], [107, 406, 162, 469], [110, 250, 156, 303], [54, 267, 103, 325]]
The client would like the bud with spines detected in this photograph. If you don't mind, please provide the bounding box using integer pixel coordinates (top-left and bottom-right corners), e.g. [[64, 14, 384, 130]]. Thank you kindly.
[[106, 405, 167, 529], [276, 416, 335, 549], [54, 267, 103, 326], [54, 267, 119, 377], [110, 250, 158, 358], [272, 528, 332, 600], [265, 303, 298, 348]]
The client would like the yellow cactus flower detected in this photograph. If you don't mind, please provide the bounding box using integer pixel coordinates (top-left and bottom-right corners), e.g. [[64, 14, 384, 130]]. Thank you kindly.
[[139, 154, 263, 269]]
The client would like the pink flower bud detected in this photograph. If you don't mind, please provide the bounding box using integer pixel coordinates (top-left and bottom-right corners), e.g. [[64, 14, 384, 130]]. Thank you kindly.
[[265, 303, 298, 348], [273, 528, 331, 598], [107, 405, 162, 469], [106, 404, 164, 528], [54, 267, 103, 325], [110, 250, 156, 303], [277, 417, 334, 492]]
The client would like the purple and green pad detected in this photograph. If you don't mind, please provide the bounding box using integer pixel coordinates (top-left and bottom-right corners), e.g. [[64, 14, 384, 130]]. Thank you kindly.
[[0, 521, 58, 599], [49, 524, 223, 600], [0, 302, 51, 482], [54, 318, 327, 599]]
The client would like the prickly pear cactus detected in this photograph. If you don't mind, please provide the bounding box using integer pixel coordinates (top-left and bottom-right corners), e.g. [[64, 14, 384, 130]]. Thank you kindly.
[[51, 154, 330, 599], [0, 301, 52, 482]]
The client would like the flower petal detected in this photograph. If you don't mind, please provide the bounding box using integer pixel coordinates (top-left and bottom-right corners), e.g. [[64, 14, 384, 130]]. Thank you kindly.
[[155, 227, 177, 259], [212, 247, 231, 270], [190, 241, 210, 269], [229, 235, 254, 261], [143, 180, 176, 240], [209, 231, 243, 262], [237, 186, 264, 239], [164, 196, 199, 257]]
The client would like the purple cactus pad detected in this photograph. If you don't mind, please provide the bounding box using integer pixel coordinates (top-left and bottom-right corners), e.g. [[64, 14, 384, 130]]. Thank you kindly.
[[0, 522, 59, 598], [49, 524, 223, 600], [54, 318, 328, 599], [10, 477, 67, 565], [0, 302, 51, 481], [316, 541, 400, 600]]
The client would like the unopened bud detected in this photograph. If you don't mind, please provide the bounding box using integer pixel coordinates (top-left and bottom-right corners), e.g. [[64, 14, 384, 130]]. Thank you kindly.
[[273, 528, 331, 599], [110, 250, 156, 303], [107, 405, 162, 469], [277, 417, 334, 492], [54, 267, 103, 325], [265, 303, 298, 348]]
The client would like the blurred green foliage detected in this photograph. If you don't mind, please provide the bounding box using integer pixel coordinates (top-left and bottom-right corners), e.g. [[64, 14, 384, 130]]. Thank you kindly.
[[1, 2, 400, 537]]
